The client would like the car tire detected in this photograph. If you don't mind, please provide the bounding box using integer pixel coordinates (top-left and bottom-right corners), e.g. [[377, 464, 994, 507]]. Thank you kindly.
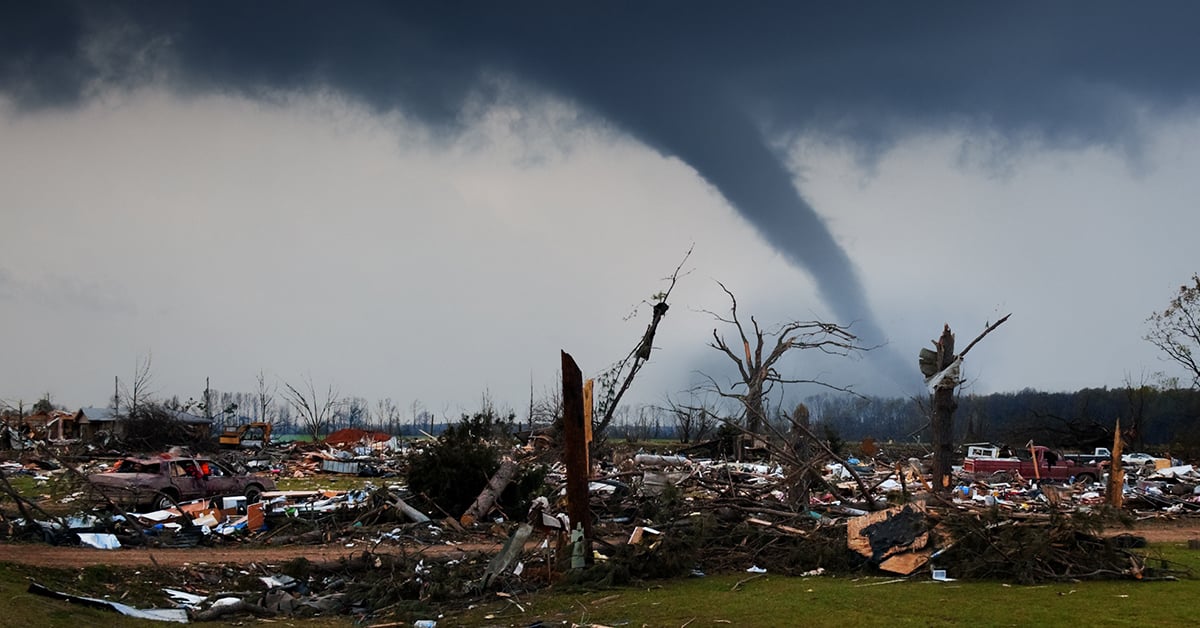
[[155, 490, 179, 511], [245, 485, 263, 504]]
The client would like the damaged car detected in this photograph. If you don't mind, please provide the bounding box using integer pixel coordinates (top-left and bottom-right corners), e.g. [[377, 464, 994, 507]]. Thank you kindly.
[[88, 454, 275, 510]]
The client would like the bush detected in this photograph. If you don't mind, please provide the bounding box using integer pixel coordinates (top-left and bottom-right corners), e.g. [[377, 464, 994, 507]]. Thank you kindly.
[[407, 408, 545, 519]]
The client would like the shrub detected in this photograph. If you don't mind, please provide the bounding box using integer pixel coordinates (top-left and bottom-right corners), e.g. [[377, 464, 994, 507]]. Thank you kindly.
[[407, 408, 545, 519]]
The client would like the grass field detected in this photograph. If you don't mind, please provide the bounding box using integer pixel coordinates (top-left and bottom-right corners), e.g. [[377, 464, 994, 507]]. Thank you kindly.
[[443, 543, 1200, 627], [0, 543, 1195, 627]]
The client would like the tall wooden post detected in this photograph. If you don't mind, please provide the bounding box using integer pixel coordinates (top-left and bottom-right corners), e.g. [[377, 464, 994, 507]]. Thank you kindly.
[[931, 325, 957, 492], [561, 351, 592, 563]]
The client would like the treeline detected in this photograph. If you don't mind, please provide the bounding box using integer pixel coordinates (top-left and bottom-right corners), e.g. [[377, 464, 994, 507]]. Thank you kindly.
[[803, 386, 1200, 454], [172, 384, 1200, 456]]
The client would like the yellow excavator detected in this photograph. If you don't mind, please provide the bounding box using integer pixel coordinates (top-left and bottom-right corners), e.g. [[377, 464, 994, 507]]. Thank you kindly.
[[219, 422, 272, 448]]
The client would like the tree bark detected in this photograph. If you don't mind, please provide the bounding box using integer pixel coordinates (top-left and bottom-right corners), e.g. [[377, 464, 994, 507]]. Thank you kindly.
[[561, 351, 592, 563], [460, 459, 518, 526], [931, 325, 957, 492]]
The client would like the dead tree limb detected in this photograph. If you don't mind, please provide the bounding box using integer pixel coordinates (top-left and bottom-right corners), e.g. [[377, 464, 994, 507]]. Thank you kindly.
[[595, 245, 692, 436]]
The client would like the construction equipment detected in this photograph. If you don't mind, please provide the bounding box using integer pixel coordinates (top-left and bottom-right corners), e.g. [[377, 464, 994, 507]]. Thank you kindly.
[[219, 422, 272, 448]]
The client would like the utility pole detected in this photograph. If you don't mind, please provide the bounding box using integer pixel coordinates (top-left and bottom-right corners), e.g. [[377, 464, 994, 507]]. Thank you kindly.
[[204, 377, 213, 426]]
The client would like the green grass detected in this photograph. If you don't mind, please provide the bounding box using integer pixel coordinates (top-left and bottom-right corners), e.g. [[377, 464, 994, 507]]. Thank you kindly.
[[0, 562, 179, 628], [0, 561, 356, 627], [445, 543, 1200, 628], [0, 542, 1195, 627], [272, 434, 315, 442]]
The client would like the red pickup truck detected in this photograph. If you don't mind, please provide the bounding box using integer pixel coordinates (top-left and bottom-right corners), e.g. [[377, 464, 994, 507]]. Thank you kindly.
[[962, 445, 1104, 484]]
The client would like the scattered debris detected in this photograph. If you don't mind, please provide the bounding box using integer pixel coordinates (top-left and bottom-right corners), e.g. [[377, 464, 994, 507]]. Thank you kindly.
[[3, 426, 1198, 625], [28, 582, 189, 623]]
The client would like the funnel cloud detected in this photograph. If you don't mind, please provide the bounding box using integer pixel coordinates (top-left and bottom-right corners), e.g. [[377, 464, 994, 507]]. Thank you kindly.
[[4, 3, 1200, 403]]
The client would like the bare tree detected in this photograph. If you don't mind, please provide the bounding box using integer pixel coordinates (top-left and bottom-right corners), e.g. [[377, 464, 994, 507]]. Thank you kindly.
[[121, 353, 156, 415], [336, 397, 369, 431], [663, 394, 719, 444], [704, 282, 867, 434], [282, 375, 342, 441], [409, 399, 425, 434], [254, 370, 277, 425], [1145, 273, 1200, 387], [529, 379, 562, 430], [375, 397, 400, 433]]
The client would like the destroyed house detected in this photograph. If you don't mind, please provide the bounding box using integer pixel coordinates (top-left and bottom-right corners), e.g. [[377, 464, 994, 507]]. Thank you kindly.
[[18, 410, 77, 440]]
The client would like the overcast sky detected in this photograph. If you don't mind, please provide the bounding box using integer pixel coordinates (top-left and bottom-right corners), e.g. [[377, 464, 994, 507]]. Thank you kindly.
[[3, 3, 1199, 418]]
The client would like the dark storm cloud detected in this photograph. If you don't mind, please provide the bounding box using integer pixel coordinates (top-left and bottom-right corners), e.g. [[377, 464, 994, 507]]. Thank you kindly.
[[5, 1, 1200, 386]]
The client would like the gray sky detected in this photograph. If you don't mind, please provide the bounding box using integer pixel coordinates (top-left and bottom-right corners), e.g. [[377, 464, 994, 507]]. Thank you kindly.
[[3, 3, 1199, 416]]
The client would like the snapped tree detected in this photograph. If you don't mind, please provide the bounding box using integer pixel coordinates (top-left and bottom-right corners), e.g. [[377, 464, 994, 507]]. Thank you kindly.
[[594, 246, 692, 437], [919, 314, 1011, 492]]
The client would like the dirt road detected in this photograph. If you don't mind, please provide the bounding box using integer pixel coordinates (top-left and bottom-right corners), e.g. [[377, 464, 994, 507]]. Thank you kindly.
[[3, 519, 1197, 569]]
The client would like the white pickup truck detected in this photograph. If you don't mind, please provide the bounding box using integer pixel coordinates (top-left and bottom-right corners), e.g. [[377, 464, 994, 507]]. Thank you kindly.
[[1062, 447, 1112, 465]]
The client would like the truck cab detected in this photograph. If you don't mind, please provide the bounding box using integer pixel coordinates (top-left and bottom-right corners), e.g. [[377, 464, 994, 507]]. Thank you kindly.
[[219, 422, 272, 448]]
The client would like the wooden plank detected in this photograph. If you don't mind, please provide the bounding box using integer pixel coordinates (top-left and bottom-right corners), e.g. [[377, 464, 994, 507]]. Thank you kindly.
[[879, 548, 933, 575], [847, 502, 929, 560]]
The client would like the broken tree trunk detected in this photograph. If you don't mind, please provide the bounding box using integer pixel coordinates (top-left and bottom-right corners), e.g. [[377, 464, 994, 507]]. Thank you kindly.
[[923, 314, 1010, 493], [460, 459, 519, 527], [1107, 419, 1125, 509], [562, 350, 593, 564], [930, 325, 958, 493]]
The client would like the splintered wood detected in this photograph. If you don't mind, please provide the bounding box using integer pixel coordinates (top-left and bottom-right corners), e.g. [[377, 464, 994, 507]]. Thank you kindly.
[[847, 502, 933, 575]]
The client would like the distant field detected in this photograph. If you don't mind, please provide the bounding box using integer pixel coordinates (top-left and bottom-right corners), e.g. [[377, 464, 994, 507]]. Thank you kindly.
[[271, 434, 314, 442]]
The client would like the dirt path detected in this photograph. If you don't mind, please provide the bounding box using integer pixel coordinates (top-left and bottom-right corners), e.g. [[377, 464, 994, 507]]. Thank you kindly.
[[1116, 518, 1200, 544], [5, 519, 1199, 569]]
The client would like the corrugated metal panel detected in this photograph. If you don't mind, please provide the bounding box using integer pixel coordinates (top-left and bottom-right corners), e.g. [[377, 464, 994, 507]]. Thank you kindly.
[[320, 460, 360, 474]]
